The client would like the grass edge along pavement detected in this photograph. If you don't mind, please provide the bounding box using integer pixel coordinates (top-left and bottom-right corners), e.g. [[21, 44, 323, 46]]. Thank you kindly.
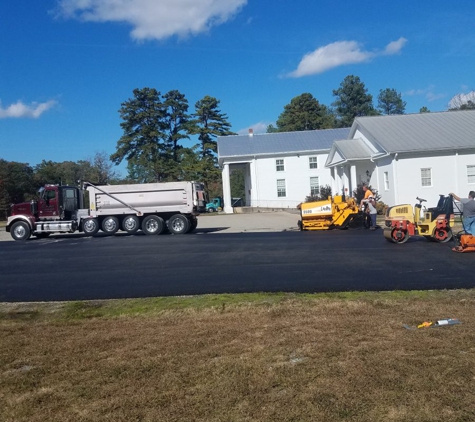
[[0, 289, 472, 321], [2, 290, 475, 422]]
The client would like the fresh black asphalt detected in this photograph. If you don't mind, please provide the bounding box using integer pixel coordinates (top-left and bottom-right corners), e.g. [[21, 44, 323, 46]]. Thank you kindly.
[[0, 229, 473, 302]]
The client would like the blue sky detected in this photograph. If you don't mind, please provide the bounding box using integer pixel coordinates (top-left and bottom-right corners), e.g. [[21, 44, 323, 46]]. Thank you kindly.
[[1, 0, 474, 176]]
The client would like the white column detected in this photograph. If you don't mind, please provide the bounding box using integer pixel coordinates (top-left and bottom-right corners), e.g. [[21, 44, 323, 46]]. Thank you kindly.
[[392, 154, 399, 204], [350, 165, 357, 197], [330, 167, 336, 195], [250, 159, 257, 207], [244, 164, 251, 207], [222, 163, 233, 214], [335, 167, 341, 196]]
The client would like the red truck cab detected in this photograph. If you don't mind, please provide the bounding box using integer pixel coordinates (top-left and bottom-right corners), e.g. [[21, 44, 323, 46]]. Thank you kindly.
[[7, 185, 84, 240]]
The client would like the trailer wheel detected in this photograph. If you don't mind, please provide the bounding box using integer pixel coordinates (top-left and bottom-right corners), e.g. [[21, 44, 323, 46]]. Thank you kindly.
[[82, 218, 100, 236], [168, 214, 190, 235], [102, 216, 119, 235], [11, 221, 31, 241], [142, 215, 164, 235], [122, 215, 140, 234]]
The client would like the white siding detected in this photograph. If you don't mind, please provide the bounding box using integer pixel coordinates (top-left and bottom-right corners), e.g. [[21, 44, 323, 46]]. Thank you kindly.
[[392, 152, 474, 207], [250, 153, 332, 208]]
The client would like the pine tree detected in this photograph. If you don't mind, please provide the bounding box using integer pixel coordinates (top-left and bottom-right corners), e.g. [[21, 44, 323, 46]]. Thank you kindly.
[[377, 88, 406, 115], [190, 96, 235, 158], [332, 75, 378, 127]]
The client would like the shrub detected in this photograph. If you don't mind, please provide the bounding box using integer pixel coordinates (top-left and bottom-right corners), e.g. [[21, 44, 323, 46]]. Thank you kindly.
[[304, 185, 332, 202]]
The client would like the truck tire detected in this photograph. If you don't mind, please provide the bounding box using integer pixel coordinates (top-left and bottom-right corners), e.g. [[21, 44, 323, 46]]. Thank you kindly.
[[11, 221, 31, 241], [207, 207, 216, 213], [168, 214, 189, 235], [187, 217, 198, 233], [102, 216, 120, 235], [142, 215, 164, 235], [122, 215, 140, 234], [82, 218, 100, 236]]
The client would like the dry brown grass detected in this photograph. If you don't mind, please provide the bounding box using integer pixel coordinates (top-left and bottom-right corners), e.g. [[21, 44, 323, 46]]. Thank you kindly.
[[1, 292, 475, 422]]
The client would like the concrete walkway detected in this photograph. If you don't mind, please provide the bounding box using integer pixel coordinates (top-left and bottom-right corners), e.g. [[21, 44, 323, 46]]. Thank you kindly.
[[197, 211, 300, 234]]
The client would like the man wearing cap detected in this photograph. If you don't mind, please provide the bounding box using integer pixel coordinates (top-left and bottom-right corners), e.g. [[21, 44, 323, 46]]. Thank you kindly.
[[450, 191, 475, 235]]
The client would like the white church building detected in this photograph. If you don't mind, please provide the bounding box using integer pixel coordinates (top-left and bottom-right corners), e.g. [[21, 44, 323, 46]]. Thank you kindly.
[[217, 110, 475, 214]]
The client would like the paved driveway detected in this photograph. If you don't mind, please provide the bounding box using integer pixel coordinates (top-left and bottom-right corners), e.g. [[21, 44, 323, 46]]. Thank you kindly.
[[1, 220, 473, 302]]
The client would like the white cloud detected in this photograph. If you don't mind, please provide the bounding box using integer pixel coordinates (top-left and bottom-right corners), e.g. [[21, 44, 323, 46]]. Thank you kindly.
[[237, 121, 269, 135], [404, 85, 445, 102], [383, 37, 407, 55], [287, 41, 373, 78], [0, 100, 57, 119], [287, 38, 407, 78], [56, 0, 247, 41]]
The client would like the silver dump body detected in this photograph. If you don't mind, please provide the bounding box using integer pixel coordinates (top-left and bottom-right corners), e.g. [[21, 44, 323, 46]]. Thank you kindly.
[[86, 181, 207, 217]]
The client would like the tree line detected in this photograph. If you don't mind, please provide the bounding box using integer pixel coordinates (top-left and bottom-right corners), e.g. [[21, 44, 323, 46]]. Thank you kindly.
[[1, 75, 472, 219], [267, 75, 408, 132]]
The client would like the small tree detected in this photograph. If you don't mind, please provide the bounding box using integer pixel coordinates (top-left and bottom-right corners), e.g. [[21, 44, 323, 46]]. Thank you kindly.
[[450, 100, 475, 111], [230, 168, 245, 203], [276, 93, 336, 132], [304, 184, 332, 202], [0, 160, 35, 219], [377, 88, 406, 115]]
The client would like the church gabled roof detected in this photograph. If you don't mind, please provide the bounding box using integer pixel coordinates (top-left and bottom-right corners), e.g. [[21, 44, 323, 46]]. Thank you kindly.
[[351, 109, 475, 154], [217, 128, 350, 164], [325, 138, 375, 167]]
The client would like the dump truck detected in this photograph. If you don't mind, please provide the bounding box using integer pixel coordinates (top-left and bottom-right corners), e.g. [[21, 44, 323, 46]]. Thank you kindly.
[[298, 195, 360, 230], [6, 181, 207, 241]]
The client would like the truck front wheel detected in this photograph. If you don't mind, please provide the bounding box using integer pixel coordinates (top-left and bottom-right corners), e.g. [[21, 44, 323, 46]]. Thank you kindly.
[[142, 215, 164, 235], [168, 214, 190, 235], [83, 218, 99, 236], [11, 221, 31, 241]]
